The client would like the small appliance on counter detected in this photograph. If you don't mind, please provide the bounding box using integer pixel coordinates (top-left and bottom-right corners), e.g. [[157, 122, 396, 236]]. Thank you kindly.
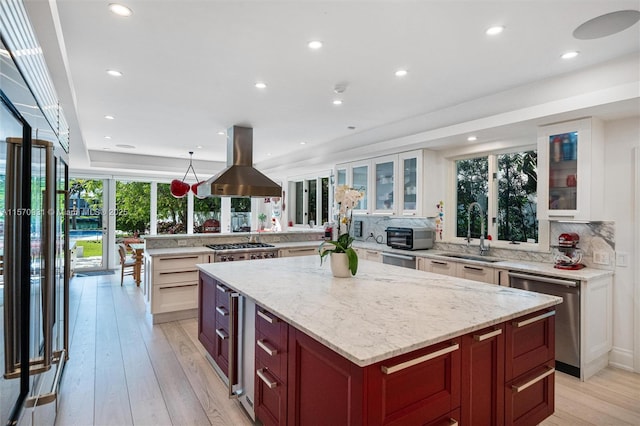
[[385, 227, 434, 250], [553, 232, 585, 270]]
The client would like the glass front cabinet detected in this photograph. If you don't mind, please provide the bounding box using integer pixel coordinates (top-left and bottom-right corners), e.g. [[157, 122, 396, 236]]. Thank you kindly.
[[336, 150, 423, 216], [538, 117, 604, 220]]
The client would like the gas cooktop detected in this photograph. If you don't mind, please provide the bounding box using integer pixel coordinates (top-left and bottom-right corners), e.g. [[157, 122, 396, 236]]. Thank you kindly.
[[206, 242, 276, 251]]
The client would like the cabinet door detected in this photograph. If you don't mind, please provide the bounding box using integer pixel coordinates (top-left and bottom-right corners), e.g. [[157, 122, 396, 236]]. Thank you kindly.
[[198, 273, 217, 356], [461, 325, 505, 426], [351, 161, 370, 212], [256, 360, 287, 426], [505, 309, 555, 382], [373, 155, 397, 214], [537, 117, 604, 220], [287, 327, 363, 425], [456, 263, 494, 284], [398, 150, 423, 216], [505, 360, 555, 426], [367, 339, 461, 425]]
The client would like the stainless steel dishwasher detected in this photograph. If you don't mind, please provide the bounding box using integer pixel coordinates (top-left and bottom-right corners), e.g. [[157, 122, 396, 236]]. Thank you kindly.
[[509, 271, 580, 378], [381, 252, 417, 269]]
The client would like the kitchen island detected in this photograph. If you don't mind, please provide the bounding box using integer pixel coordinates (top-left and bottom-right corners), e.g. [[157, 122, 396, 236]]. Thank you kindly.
[[197, 256, 562, 425]]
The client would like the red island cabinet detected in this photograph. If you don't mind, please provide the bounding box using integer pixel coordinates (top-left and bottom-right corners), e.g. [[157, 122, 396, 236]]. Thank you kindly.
[[246, 304, 555, 426], [198, 274, 237, 381]]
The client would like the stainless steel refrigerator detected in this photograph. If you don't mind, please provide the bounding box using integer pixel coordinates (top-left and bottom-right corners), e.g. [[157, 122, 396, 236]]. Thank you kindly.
[[1, 34, 69, 426]]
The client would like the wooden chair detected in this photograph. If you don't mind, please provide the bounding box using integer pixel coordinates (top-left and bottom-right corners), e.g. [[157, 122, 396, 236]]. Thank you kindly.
[[117, 243, 135, 286]]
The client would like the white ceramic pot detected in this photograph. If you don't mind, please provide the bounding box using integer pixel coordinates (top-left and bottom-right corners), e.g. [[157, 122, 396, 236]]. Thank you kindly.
[[330, 252, 352, 278]]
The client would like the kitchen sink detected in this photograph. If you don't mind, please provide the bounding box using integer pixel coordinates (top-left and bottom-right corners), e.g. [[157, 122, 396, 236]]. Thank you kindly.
[[437, 253, 500, 263]]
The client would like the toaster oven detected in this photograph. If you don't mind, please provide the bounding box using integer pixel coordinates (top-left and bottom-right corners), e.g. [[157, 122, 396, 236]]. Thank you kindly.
[[385, 227, 435, 250]]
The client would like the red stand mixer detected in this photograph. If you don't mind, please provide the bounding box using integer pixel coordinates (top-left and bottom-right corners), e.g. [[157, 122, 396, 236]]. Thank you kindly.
[[553, 232, 585, 270]]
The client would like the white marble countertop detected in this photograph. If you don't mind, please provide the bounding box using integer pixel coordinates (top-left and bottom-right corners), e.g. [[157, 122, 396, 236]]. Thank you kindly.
[[144, 246, 215, 257], [197, 256, 561, 367]]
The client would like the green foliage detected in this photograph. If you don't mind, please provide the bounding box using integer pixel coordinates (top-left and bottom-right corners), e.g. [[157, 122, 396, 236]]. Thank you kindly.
[[115, 181, 150, 234], [157, 183, 187, 232], [456, 158, 488, 238], [258, 213, 267, 223], [497, 151, 538, 242], [318, 233, 358, 275]]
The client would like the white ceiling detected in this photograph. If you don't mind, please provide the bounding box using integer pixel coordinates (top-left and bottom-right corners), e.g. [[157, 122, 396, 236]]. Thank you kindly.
[[24, 0, 640, 180]]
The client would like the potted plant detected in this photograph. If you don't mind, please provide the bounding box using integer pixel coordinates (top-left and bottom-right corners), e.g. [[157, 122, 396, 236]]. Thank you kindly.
[[258, 213, 267, 230]]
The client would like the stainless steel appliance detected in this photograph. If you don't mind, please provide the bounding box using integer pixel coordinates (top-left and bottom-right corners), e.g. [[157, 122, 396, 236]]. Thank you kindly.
[[382, 252, 417, 269], [206, 242, 278, 262], [385, 227, 434, 250], [1, 33, 69, 425], [509, 271, 580, 377]]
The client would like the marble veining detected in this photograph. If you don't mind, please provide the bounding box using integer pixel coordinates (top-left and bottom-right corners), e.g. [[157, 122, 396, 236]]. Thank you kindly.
[[144, 230, 323, 249], [197, 257, 561, 367]]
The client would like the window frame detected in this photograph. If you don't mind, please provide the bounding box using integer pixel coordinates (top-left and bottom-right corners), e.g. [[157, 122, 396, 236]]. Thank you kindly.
[[445, 145, 549, 252]]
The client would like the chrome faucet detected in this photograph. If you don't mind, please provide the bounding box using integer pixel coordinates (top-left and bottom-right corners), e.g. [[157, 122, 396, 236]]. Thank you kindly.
[[467, 202, 489, 255]]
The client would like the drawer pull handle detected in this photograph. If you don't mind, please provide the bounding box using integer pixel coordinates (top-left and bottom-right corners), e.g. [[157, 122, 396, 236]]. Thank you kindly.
[[463, 265, 483, 271], [216, 284, 229, 293], [256, 368, 278, 389], [215, 329, 228, 340], [431, 260, 448, 265], [473, 329, 502, 341], [159, 270, 197, 275], [160, 256, 199, 261], [256, 339, 278, 356], [450, 420, 459, 426], [216, 306, 228, 316], [257, 310, 277, 324], [289, 248, 315, 253], [512, 367, 555, 393], [159, 283, 197, 290], [257, 339, 278, 356], [381, 343, 459, 374], [514, 310, 556, 328]]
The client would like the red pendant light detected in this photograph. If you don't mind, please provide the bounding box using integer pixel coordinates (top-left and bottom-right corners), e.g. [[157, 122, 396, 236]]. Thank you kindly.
[[170, 152, 206, 199]]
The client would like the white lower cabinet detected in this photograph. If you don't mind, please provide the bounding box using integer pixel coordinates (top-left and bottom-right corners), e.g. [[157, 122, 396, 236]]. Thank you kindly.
[[418, 257, 457, 276], [355, 248, 382, 262], [279, 246, 318, 257], [418, 256, 499, 284], [149, 253, 211, 323], [456, 263, 495, 284]]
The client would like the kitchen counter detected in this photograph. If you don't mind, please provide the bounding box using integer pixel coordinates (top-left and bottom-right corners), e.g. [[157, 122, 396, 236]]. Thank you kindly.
[[352, 241, 613, 281], [197, 256, 561, 367]]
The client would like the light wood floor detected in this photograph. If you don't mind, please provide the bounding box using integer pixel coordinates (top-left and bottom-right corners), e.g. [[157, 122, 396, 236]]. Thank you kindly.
[[56, 274, 640, 426]]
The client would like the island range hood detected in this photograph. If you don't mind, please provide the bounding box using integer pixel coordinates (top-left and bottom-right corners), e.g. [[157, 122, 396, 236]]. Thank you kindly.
[[199, 125, 282, 197]]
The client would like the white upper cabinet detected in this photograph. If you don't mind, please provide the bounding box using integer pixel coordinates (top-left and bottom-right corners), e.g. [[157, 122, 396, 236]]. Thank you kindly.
[[336, 150, 425, 216], [538, 117, 605, 221]]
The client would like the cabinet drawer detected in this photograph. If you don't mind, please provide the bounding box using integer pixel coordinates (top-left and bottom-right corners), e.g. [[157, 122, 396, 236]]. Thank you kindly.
[[505, 361, 555, 426], [216, 282, 233, 311], [427, 259, 457, 276], [155, 269, 199, 285], [151, 282, 198, 314], [425, 408, 461, 426], [255, 330, 287, 381], [256, 307, 288, 346], [456, 263, 494, 283], [506, 309, 555, 381], [255, 362, 286, 426], [155, 255, 202, 271], [280, 247, 317, 257], [367, 338, 461, 425]]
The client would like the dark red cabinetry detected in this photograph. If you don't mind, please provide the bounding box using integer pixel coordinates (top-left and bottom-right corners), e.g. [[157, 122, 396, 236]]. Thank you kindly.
[[461, 325, 505, 426], [198, 274, 237, 381]]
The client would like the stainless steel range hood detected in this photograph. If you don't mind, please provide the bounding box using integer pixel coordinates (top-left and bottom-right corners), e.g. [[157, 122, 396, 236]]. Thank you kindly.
[[200, 125, 282, 197]]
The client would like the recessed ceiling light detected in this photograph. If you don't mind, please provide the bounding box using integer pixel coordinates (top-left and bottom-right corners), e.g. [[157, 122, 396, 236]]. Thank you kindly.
[[217, 131, 225, 135], [300, 142, 306, 145], [486, 25, 505, 35], [267, 153, 272, 156], [196, 145, 203, 149], [255, 82, 267, 89], [395, 69, 408, 77], [108, 3, 133, 17], [561, 50, 580, 59], [106, 69, 123, 77], [308, 40, 323, 49], [104, 136, 112, 139], [115, 144, 135, 149], [467, 136, 477, 142], [333, 99, 343, 105], [104, 115, 115, 120]]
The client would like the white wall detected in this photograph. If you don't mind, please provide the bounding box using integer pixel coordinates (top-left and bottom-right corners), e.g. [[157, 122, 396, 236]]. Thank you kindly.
[[603, 117, 640, 371]]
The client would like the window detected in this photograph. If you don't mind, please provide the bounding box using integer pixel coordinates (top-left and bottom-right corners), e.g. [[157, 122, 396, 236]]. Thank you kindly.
[[231, 197, 251, 232], [455, 149, 537, 243], [115, 180, 150, 237], [194, 196, 221, 233], [290, 176, 330, 226], [157, 183, 187, 234]]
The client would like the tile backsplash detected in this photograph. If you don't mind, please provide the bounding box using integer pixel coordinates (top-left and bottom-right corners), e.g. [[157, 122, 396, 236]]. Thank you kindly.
[[351, 215, 435, 243]]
